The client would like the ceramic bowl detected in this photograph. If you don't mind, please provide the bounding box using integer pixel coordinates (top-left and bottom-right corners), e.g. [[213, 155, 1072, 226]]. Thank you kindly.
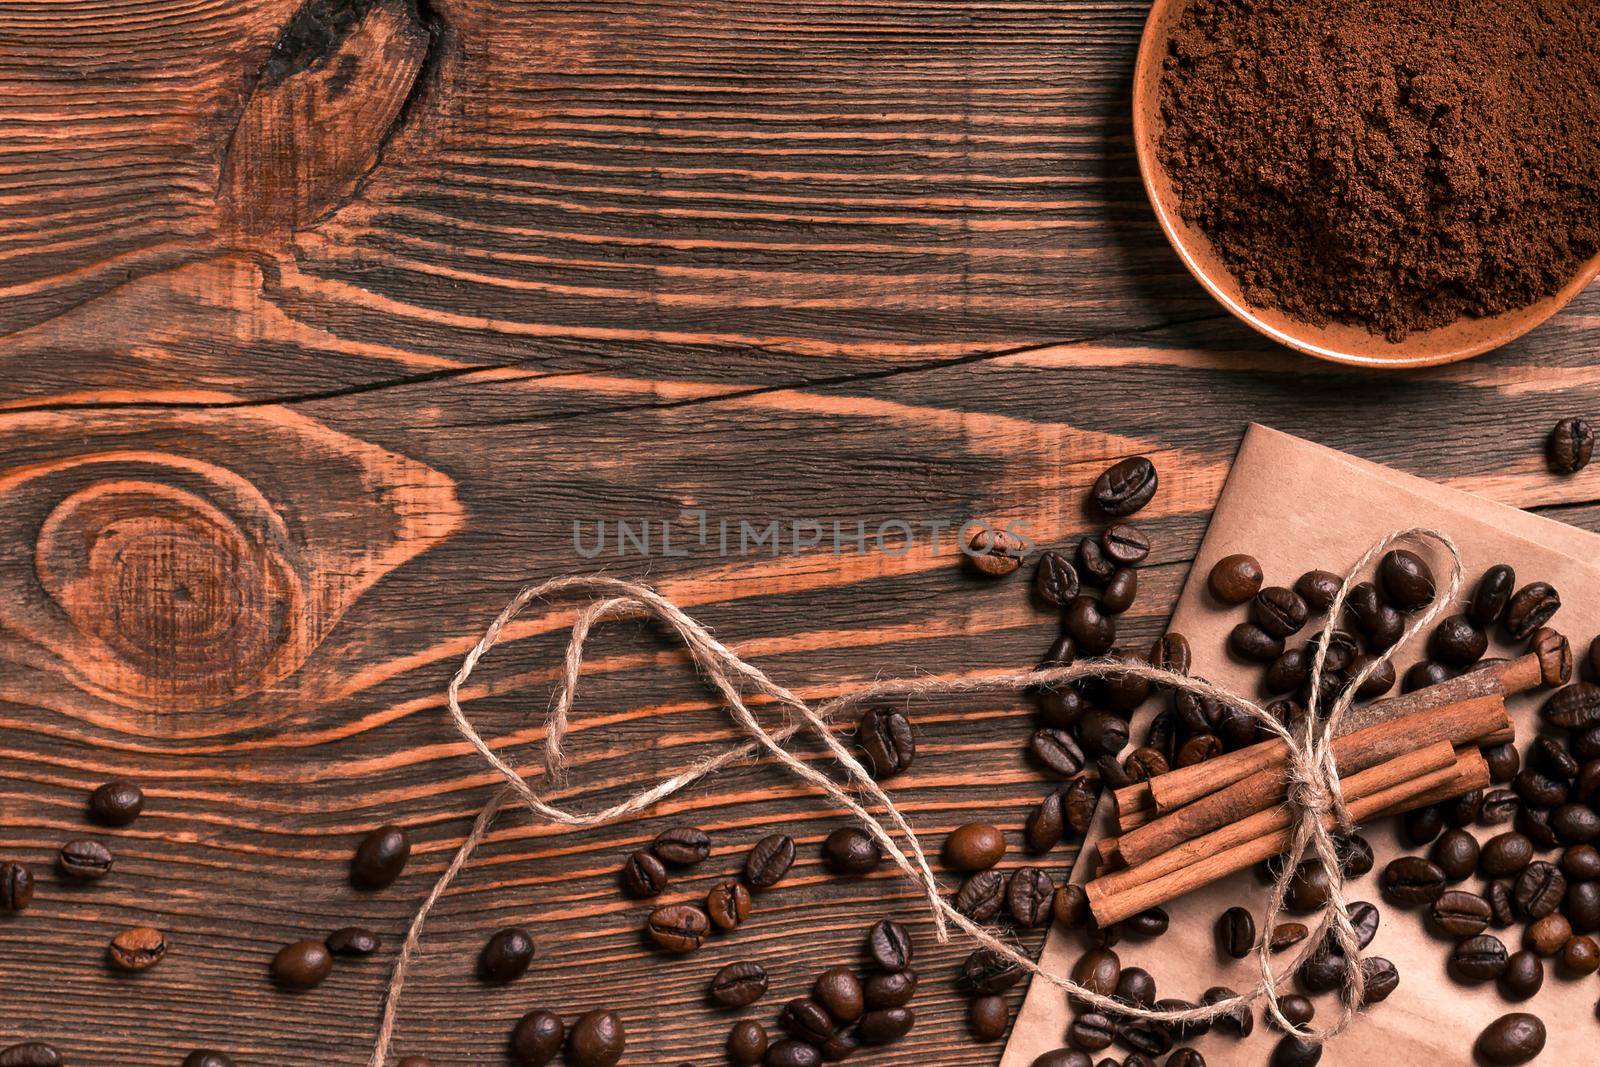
[[1132, 0, 1600, 368]]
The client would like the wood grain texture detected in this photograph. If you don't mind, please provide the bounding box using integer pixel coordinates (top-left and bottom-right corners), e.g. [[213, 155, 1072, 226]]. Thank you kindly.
[[2, 0, 1600, 1064]]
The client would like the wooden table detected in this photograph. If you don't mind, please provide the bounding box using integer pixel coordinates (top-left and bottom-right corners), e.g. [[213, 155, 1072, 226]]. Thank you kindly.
[[2, 1, 1597, 1063]]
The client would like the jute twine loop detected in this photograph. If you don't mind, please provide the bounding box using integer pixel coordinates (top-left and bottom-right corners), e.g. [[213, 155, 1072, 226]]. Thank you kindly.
[[369, 528, 1460, 1065]]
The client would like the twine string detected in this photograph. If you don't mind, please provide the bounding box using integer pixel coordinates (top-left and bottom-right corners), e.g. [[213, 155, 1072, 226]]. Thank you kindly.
[[369, 528, 1461, 1065]]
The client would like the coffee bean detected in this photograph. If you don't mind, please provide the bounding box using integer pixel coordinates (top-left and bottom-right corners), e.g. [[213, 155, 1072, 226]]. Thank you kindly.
[[1554, 803, 1600, 843], [621, 850, 669, 898], [954, 870, 1006, 922], [646, 904, 709, 953], [857, 1007, 914, 1045], [1148, 633, 1191, 677], [1272, 994, 1314, 1030], [1516, 804, 1560, 849], [1118, 1023, 1171, 1059], [823, 827, 881, 876], [1548, 417, 1594, 473], [1053, 884, 1089, 929], [1294, 570, 1341, 613], [1269, 923, 1308, 953], [1038, 685, 1086, 728], [1429, 829, 1480, 881], [1124, 907, 1168, 939], [779, 998, 835, 1045], [1475, 1012, 1545, 1065], [855, 707, 915, 778], [1563, 933, 1600, 974], [326, 926, 380, 956], [709, 961, 769, 1007], [1268, 1036, 1323, 1067], [1529, 626, 1573, 687], [1499, 949, 1544, 1001], [1116, 966, 1158, 1007], [1347, 653, 1396, 699], [727, 1020, 768, 1065], [1527, 912, 1572, 956], [764, 1039, 820, 1067], [1485, 741, 1522, 783], [1533, 735, 1580, 780], [88, 780, 144, 827], [1036, 551, 1082, 606], [706, 879, 753, 930], [1287, 861, 1331, 913], [351, 825, 410, 890], [1227, 622, 1283, 662], [1403, 660, 1453, 693], [1477, 790, 1519, 827], [651, 825, 711, 866], [181, 1053, 234, 1067], [271, 939, 330, 988], [1007, 867, 1055, 927], [1028, 1053, 1093, 1067], [1264, 647, 1309, 695], [812, 967, 863, 1023], [1070, 947, 1120, 997], [567, 1009, 625, 1067], [1077, 710, 1129, 759], [1213, 906, 1255, 959], [1101, 524, 1151, 566], [1059, 776, 1099, 835], [969, 995, 1009, 1041], [1429, 615, 1487, 666], [1208, 554, 1263, 604], [481, 926, 536, 981], [1078, 537, 1116, 583], [960, 947, 1024, 995], [1122, 746, 1169, 785], [1091, 456, 1158, 516], [1166, 1050, 1204, 1067], [1252, 587, 1309, 638], [867, 918, 913, 972], [1030, 728, 1086, 777], [744, 834, 796, 889], [510, 1009, 564, 1066], [1563, 842, 1600, 881], [0, 1045, 61, 1067], [0, 862, 34, 912], [1568, 880, 1600, 932], [1352, 956, 1399, 1006], [1067, 1013, 1114, 1052], [1403, 803, 1444, 846], [108, 926, 167, 973], [1480, 832, 1534, 877], [1542, 681, 1600, 730], [1505, 582, 1561, 641], [1429, 890, 1492, 938], [1199, 985, 1252, 1037], [1101, 569, 1138, 614], [864, 968, 917, 1008], [1515, 861, 1566, 919], [1379, 549, 1435, 610], [1451, 934, 1509, 981], [1514, 767, 1568, 807], [1025, 791, 1066, 853], [1064, 596, 1117, 655], [965, 527, 1026, 576], [1487, 880, 1517, 927], [1154, 997, 1208, 1041], [1345, 582, 1404, 649], [1382, 857, 1447, 906], [56, 838, 112, 881], [944, 822, 1006, 871]]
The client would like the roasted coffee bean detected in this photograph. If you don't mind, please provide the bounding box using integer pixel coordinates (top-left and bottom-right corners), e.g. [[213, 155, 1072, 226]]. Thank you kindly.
[[0, 1045, 61, 1067], [1429, 829, 1480, 881], [1166, 1051, 1204, 1067], [1064, 596, 1118, 655], [744, 834, 796, 889], [764, 1039, 820, 1067], [855, 707, 915, 778], [1515, 861, 1566, 919], [1515, 804, 1560, 849], [960, 948, 1024, 995], [823, 827, 881, 876], [181, 1053, 234, 1067], [1527, 912, 1572, 956], [1035, 551, 1082, 607], [1211, 703, 1257, 748], [1091, 457, 1158, 516], [55, 838, 112, 881], [1269, 1036, 1323, 1067], [1478, 790, 1521, 826], [1208, 554, 1263, 604], [1272, 994, 1314, 1030], [652, 826, 711, 866], [1067, 1013, 1114, 1052], [1269, 923, 1308, 952], [1485, 742, 1523, 784], [1533, 736, 1580, 781], [1449, 786, 1488, 826], [1379, 549, 1435, 610], [864, 968, 916, 1008], [1028, 1053, 1093, 1067], [1007, 867, 1056, 927], [1176, 734, 1223, 768], [1481, 832, 1534, 877], [510, 1009, 564, 1066], [1070, 947, 1121, 997], [857, 1008, 914, 1045], [1513, 768, 1568, 807], [0, 862, 34, 912], [1429, 615, 1487, 667], [351, 825, 410, 890], [1563, 933, 1600, 974], [954, 870, 1006, 923], [727, 1021, 769, 1065], [1101, 523, 1151, 566], [710, 961, 770, 1007], [1402, 804, 1445, 846], [1153, 998, 1208, 1041], [1252, 587, 1310, 638], [1116, 966, 1158, 1007], [271, 939, 330, 988], [1025, 791, 1066, 853], [1053, 884, 1089, 929], [1451, 934, 1509, 981], [1123, 746, 1169, 784], [1548, 417, 1595, 473], [1529, 626, 1573, 687], [1578, 725, 1600, 759], [1505, 582, 1561, 641], [1147, 634, 1191, 680], [1345, 582, 1404, 649], [1403, 660, 1453, 693], [707, 879, 753, 930], [1430, 891, 1492, 938], [1102, 569, 1138, 615], [1123, 907, 1169, 939], [1308, 628, 1359, 672], [1077, 711, 1129, 759], [1038, 634, 1079, 672], [1470, 564, 1517, 627], [326, 926, 381, 956], [1567, 880, 1600, 932], [646, 904, 710, 953], [1030, 729, 1086, 777], [1487, 880, 1517, 927], [1264, 647, 1310, 695], [1227, 622, 1283, 662], [1352, 956, 1399, 1006], [779, 998, 835, 1045], [1078, 536, 1117, 584], [811, 967, 864, 1023], [1038, 685, 1087, 728], [1085, 914, 1121, 948], [1118, 1024, 1171, 1059], [1381, 857, 1446, 906], [867, 918, 913, 972], [1287, 861, 1331, 913], [1347, 653, 1396, 699], [1564, 842, 1600, 879], [969, 995, 1009, 1041], [1199, 986, 1252, 1037], [1210, 905, 1256, 960], [480, 927, 536, 981], [108, 926, 168, 973], [1335, 834, 1374, 878], [88, 780, 144, 827], [1499, 949, 1544, 1000], [394, 1058, 431, 1067], [966, 527, 1026, 576], [1475, 1012, 1545, 1065], [568, 1010, 625, 1067], [621, 850, 668, 898], [1541, 681, 1600, 730], [1554, 803, 1600, 843], [1294, 570, 1341, 613]]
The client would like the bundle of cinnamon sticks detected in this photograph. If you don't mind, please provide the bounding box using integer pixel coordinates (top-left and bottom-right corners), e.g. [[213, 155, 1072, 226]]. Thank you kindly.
[[1082, 650, 1564, 925]]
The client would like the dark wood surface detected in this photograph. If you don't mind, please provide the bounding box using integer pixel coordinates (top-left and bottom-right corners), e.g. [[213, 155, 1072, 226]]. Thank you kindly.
[[3, 1, 1600, 1063]]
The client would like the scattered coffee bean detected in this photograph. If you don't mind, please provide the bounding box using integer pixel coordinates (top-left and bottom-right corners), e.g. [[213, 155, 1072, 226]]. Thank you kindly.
[[1563, 933, 1600, 974], [510, 1009, 564, 1066], [1514, 861, 1566, 920], [1124, 906, 1169, 939], [1038, 684, 1086, 728], [1429, 890, 1492, 938], [1402, 804, 1445, 847], [1102, 523, 1151, 565], [480, 926, 536, 982], [1215, 906, 1255, 959], [1505, 583, 1561, 641], [567, 1009, 625, 1067], [779, 998, 834, 1045], [1403, 660, 1453, 692], [1429, 615, 1487, 667], [966, 527, 1026, 576], [969, 994, 1009, 1041], [867, 919, 913, 973], [960, 947, 1025, 995], [1475, 1012, 1545, 1065], [1007, 867, 1055, 927], [954, 870, 1006, 923], [1548, 417, 1595, 474], [1568, 880, 1600, 932], [1035, 551, 1082, 606], [1269, 923, 1308, 952], [1480, 788, 1522, 827], [726, 1020, 768, 1065], [1529, 626, 1573, 686], [1101, 568, 1139, 615], [1025, 791, 1066, 853], [1077, 710, 1130, 759], [823, 826, 881, 876], [1149, 633, 1192, 677], [1117, 966, 1158, 1007], [944, 822, 1006, 871], [1346, 582, 1405, 649], [0, 1046, 61, 1067], [1053, 884, 1089, 929], [351, 825, 410, 890], [864, 968, 917, 1008], [813, 966, 864, 1022], [1480, 832, 1535, 878], [1078, 537, 1117, 583], [621, 850, 669, 898], [855, 706, 916, 778], [1487, 880, 1517, 927], [1352, 956, 1399, 1006], [1208, 554, 1263, 604], [1348, 653, 1396, 698], [744, 834, 796, 889], [1252, 587, 1310, 638], [1451, 934, 1509, 981], [108, 926, 167, 973], [181, 1053, 234, 1067], [326, 926, 380, 956], [1287, 861, 1331, 913], [1064, 596, 1118, 655], [1378, 549, 1435, 610], [646, 904, 709, 953], [706, 879, 752, 931], [1381, 856, 1446, 906], [857, 1007, 914, 1045], [1429, 829, 1480, 882], [88, 780, 144, 827], [1091, 456, 1158, 516], [271, 939, 330, 989], [1201, 985, 1252, 1037], [709, 961, 769, 1008], [1272, 994, 1314, 1030], [1294, 570, 1341, 613], [56, 838, 112, 882], [1563, 843, 1600, 880], [1484, 740, 1522, 782], [1228, 622, 1284, 662], [1030, 728, 1086, 777], [1542, 681, 1600, 731], [1268, 1036, 1323, 1067], [1499, 949, 1544, 1000], [1070, 946, 1120, 998], [0, 862, 34, 912], [1527, 913, 1572, 957], [765, 1039, 820, 1067], [651, 826, 711, 866], [1067, 1013, 1115, 1052]]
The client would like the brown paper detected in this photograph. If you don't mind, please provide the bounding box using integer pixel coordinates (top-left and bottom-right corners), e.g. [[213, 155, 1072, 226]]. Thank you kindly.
[[1004, 424, 1600, 1066]]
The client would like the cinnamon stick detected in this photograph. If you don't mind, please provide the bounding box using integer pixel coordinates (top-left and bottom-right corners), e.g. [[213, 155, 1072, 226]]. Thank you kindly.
[[1086, 749, 1490, 925], [1114, 694, 1507, 868]]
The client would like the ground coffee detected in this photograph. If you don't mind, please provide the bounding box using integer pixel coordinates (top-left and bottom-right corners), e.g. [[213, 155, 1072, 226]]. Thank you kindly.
[[1158, 0, 1600, 340]]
